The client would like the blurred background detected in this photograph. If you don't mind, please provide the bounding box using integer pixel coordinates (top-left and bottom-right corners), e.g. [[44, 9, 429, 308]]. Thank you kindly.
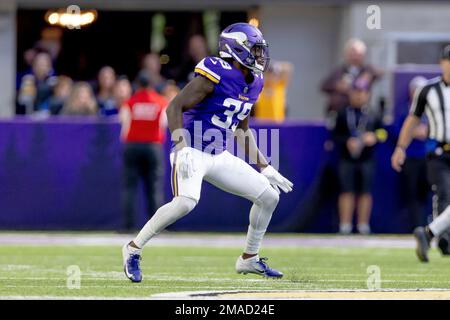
[[0, 0, 449, 234]]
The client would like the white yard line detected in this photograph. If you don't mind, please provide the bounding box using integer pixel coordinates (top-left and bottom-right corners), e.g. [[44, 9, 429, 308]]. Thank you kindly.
[[2, 279, 449, 285], [0, 233, 417, 248]]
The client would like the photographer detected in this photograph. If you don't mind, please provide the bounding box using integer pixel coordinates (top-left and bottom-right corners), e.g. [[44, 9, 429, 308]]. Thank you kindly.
[[333, 81, 384, 234]]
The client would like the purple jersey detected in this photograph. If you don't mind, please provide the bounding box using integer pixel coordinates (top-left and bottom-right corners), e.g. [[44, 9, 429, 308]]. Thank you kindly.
[[181, 56, 264, 153]]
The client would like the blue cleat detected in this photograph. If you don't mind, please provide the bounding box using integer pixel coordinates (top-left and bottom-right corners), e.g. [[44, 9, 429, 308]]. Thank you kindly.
[[235, 255, 283, 279], [122, 244, 143, 282]]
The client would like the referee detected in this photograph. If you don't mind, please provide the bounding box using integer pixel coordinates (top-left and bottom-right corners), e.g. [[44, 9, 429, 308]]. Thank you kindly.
[[391, 45, 450, 262]]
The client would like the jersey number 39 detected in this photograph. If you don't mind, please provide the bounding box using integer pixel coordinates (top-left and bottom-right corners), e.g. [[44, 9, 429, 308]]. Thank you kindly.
[[212, 98, 252, 131]]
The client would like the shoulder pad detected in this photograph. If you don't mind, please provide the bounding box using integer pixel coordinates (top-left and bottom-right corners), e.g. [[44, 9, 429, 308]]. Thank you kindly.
[[194, 56, 232, 84]]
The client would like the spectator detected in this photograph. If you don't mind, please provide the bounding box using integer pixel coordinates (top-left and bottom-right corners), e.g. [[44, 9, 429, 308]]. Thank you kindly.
[[22, 28, 62, 66], [321, 38, 382, 116], [16, 27, 61, 91], [17, 48, 38, 90], [139, 53, 167, 93], [188, 34, 208, 65], [254, 60, 293, 122], [96, 66, 117, 115], [175, 34, 208, 85], [393, 76, 430, 230], [34, 27, 63, 62], [17, 51, 55, 114], [99, 76, 132, 117], [119, 71, 168, 231], [332, 82, 385, 235], [47, 76, 73, 115], [32, 52, 55, 110], [61, 82, 98, 115], [112, 76, 133, 111]]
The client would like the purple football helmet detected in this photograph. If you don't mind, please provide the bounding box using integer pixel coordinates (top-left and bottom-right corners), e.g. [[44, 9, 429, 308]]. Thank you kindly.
[[219, 22, 269, 74]]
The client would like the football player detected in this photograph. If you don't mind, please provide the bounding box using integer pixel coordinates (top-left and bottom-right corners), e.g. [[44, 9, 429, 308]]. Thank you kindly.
[[122, 22, 293, 282]]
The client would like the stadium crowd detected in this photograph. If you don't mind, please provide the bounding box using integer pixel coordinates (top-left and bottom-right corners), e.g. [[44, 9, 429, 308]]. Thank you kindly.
[[15, 26, 221, 116], [15, 49, 181, 116]]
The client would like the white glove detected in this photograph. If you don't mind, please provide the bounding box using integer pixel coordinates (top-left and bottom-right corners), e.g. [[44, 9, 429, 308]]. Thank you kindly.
[[261, 165, 293, 194], [176, 147, 196, 179]]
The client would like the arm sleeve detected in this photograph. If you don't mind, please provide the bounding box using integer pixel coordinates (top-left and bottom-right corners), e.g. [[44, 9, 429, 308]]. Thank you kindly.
[[409, 85, 430, 118]]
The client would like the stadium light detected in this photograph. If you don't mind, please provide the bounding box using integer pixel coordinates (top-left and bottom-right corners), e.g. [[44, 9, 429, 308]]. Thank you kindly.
[[45, 9, 97, 29]]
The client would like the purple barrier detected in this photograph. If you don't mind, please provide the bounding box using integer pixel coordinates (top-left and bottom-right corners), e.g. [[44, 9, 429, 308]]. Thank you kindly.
[[0, 117, 124, 229], [0, 116, 419, 233]]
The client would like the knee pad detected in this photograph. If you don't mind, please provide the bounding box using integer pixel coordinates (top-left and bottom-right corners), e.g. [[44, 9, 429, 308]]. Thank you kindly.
[[256, 186, 280, 210], [172, 196, 197, 215]]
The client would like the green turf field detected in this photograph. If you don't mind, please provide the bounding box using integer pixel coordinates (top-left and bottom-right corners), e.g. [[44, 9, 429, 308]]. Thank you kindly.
[[1, 236, 450, 299]]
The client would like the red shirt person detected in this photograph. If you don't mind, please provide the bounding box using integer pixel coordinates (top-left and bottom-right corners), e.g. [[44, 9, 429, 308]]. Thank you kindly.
[[121, 88, 167, 144], [119, 71, 168, 231]]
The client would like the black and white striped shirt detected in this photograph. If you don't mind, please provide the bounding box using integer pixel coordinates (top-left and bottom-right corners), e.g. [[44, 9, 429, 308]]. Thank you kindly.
[[410, 76, 450, 143]]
